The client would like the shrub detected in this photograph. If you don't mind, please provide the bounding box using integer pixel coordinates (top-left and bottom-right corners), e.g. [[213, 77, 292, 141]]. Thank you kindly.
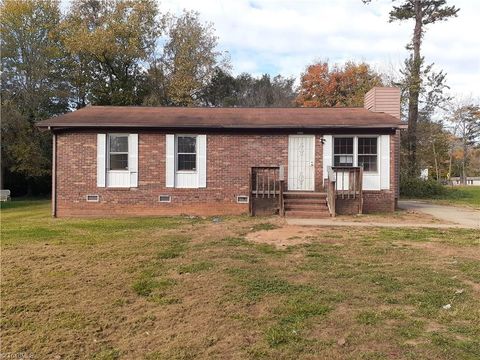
[[400, 177, 446, 198]]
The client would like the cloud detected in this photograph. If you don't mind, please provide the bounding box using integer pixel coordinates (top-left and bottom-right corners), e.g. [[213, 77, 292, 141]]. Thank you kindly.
[[63, 0, 480, 96]]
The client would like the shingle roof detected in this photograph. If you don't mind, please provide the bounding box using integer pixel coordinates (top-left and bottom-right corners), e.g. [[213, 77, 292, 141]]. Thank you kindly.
[[37, 106, 404, 129]]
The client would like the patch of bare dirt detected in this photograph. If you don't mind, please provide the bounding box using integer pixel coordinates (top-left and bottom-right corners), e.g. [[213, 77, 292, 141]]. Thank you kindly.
[[462, 279, 480, 293], [336, 209, 449, 224], [398, 241, 480, 261], [245, 225, 316, 248]]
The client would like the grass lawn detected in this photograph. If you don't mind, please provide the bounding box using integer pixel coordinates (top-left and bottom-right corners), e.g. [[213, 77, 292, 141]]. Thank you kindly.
[[420, 186, 480, 208], [1, 200, 479, 359]]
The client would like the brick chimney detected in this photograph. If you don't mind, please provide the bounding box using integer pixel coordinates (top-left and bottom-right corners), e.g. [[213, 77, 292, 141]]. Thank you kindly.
[[364, 87, 401, 120]]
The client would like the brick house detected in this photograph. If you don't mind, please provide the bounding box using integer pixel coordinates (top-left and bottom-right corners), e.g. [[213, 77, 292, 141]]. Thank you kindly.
[[37, 87, 405, 218]]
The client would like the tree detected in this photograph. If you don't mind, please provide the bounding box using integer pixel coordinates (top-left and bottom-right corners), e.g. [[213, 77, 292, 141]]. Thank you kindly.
[[449, 102, 480, 184], [296, 61, 383, 107], [364, 0, 459, 176], [201, 67, 237, 106], [148, 10, 226, 106], [62, 0, 163, 106], [233, 73, 294, 107], [0, 0, 69, 193], [416, 120, 450, 180], [201, 71, 296, 107]]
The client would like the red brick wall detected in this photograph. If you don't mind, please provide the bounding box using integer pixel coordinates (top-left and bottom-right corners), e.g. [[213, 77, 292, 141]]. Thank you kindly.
[[362, 191, 396, 213], [55, 132, 326, 217], [54, 131, 397, 217], [360, 132, 399, 214]]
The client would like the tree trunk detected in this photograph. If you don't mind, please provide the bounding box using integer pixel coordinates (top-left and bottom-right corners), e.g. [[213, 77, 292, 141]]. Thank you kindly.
[[448, 146, 453, 185], [462, 141, 468, 185], [26, 180, 33, 197], [0, 163, 4, 190], [432, 142, 439, 181], [407, 0, 423, 177]]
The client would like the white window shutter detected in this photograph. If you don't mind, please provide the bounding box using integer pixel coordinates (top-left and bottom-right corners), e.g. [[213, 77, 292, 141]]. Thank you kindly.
[[128, 134, 138, 187], [97, 134, 106, 187], [197, 135, 207, 188], [165, 134, 175, 187], [380, 135, 390, 189], [323, 135, 333, 179]]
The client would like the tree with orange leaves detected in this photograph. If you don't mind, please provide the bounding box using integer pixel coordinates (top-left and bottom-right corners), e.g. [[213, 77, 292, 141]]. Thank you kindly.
[[296, 61, 383, 107]]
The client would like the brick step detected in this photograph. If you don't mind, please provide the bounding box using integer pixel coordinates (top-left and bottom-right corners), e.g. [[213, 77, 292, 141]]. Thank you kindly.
[[284, 192, 327, 198], [285, 205, 329, 212], [284, 198, 327, 205], [285, 210, 331, 218]]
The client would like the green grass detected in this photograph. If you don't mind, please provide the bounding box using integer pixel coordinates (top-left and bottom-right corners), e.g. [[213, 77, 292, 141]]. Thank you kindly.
[[177, 261, 214, 274], [409, 186, 480, 207], [249, 222, 280, 232], [1, 200, 198, 246], [1, 200, 479, 359]]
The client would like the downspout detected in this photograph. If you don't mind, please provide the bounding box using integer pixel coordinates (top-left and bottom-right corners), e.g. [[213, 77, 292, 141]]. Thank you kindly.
[[52, 129, 57, 217]]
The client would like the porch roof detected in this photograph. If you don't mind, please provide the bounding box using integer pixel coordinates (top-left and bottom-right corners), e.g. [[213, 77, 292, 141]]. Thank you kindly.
[[37, 106, 405, 130]]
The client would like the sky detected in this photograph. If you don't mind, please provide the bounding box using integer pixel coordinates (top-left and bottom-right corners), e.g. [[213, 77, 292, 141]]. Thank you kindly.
[[62, 0, 479, 97], [159, 0, 479, 97]]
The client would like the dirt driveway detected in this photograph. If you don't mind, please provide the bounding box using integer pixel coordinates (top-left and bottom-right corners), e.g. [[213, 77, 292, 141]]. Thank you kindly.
[[398, 200, 480, 229]]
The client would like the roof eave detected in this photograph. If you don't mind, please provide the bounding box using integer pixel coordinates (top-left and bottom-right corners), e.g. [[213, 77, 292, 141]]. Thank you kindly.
[[38, 123, 403, 130]]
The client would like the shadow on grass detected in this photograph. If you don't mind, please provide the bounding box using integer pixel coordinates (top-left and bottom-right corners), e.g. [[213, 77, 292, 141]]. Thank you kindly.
[[0, 198, 50, 210]]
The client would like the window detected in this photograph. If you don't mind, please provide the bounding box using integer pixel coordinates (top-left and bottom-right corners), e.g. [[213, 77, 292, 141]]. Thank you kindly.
[[358, 137, 378, 172], [109, 134, 129, 170], [333, 137, 354, 166], [177, 136, 197, 171]]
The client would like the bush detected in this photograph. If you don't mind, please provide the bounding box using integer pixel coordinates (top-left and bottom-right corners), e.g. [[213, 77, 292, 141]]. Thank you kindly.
[[400, 178, 446, 198]]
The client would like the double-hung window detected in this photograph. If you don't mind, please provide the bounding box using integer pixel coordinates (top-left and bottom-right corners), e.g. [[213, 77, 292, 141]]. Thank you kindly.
[[333, 137, 354, 167], [109, 134, 129, 170], [333, 136, 378, 172], [358, 137, 378, 172], [97, 133, 138, 188], [176, 136, 197, 171]]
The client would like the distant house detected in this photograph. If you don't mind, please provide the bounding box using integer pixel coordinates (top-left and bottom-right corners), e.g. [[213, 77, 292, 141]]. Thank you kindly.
[[37, 87, 405, 218], [450, 177, 480, 186]]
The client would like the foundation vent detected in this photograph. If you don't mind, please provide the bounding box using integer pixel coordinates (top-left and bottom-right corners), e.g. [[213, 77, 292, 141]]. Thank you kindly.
[[86, 194, 100, 202], [159, 195, 171, 203], [236, 195, 249, 204]]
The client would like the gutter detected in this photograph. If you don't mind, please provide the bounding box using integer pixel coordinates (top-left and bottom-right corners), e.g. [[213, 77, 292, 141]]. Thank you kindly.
[[51, 130, 57, 217], [38, 124, 405, 130]]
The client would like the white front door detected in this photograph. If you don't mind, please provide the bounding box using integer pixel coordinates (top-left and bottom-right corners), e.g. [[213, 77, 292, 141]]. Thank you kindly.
[[288, 135, 315, 191]]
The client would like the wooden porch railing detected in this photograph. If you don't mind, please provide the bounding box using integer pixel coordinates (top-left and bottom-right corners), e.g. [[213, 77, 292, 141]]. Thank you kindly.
[[326, 166, 336, 217], [249, 166, 285, 216], [326, 166, 364, 216]]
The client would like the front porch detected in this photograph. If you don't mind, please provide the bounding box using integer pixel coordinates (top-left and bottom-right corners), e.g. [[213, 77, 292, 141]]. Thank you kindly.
[[249, 166, 364, 218]]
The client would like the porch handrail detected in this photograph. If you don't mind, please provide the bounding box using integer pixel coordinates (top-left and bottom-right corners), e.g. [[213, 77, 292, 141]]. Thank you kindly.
[[249, 166, 284, 216], [279, 165, 285, 216], [326, 166, 336, 217], [329, 166, 364, 215]]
